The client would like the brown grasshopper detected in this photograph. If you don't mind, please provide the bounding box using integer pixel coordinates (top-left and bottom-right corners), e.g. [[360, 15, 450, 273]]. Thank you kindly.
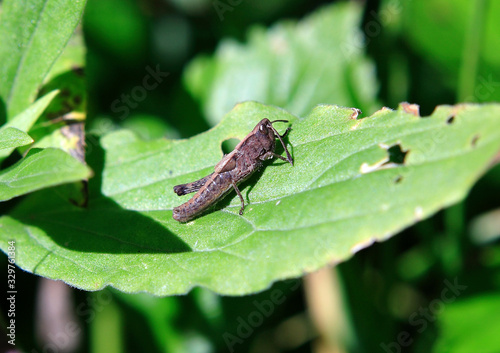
[[172, 119, 293, 222]]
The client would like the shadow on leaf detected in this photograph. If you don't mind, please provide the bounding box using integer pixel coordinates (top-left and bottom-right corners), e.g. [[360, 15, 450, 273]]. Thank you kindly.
[[8, 137, 191, 254], [9, 187, 191, 254]]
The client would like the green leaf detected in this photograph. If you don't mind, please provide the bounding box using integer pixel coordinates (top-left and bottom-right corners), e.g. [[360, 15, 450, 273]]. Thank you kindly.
[[0, 0, 87, 119], [184, 2, 379, 126], [1, 102, 499, 296], [0, 127, 33, 152], [0, 147, 91, 202], [433, 293, 500, 353], [0, 90, 59, 160]]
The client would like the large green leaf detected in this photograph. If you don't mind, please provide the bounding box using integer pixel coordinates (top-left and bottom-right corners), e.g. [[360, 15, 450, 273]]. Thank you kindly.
[[0, 102, 499, 296], [0, 0, 87, 119], [0, 147, 91, 201], [184, 2, 378, 126]]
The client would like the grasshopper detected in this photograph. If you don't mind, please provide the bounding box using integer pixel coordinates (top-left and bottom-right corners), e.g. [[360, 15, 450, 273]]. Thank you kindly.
[[172, 119, 293, 222]]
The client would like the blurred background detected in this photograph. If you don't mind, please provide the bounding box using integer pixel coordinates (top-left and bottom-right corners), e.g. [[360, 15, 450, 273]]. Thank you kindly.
[[2, 0, 500, 352]]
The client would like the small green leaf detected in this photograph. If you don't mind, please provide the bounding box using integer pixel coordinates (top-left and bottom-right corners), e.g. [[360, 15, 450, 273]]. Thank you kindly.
[[184, 2, 379, 126], [3, 90, 60, 132], [0, 0, 87, 119], [0, 102, 499, 296], [0, 90, 59, 160], [0, 127, 33, 152], [0, 147, 91, 202]]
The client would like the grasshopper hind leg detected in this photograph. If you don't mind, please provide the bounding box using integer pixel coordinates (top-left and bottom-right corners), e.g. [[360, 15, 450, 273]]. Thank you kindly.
[[173, 173, 214, 196]]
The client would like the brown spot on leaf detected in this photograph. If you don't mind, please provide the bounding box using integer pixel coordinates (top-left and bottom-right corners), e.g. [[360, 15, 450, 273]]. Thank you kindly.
[[350, 108, 362, 120], [471, 134, 480, 147], [401, 102, 420, 117]]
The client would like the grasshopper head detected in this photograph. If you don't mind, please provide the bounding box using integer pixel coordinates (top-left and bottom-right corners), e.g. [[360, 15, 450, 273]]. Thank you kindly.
[[255, 118, 293, 165]]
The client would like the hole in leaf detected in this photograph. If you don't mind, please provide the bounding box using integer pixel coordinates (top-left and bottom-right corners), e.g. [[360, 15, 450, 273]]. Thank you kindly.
[[446, 115, 455, 124], [387, 144, 408, 165], [221, 138, 241, 155], [471, 134, 480, 147], [360, 143, 409, 174]]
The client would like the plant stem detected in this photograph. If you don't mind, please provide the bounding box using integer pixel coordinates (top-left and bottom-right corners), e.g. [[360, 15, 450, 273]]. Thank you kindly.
[[303, 266, 349, 353]]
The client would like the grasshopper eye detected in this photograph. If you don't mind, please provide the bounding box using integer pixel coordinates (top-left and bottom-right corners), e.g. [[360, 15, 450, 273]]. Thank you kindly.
[[259, 124, 268, 134]]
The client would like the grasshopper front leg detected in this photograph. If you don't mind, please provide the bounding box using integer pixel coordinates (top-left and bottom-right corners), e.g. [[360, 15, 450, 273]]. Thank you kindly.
[[260, 152, 291, 163]]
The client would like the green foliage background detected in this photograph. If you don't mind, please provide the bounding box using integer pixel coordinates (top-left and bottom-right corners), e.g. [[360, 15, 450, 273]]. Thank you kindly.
[[1, 0, 500, 352]]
